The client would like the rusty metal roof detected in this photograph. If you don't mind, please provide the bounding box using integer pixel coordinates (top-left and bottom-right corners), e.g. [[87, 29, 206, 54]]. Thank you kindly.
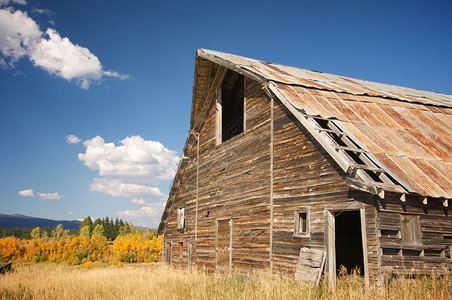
[[198, 49, 452, 199]]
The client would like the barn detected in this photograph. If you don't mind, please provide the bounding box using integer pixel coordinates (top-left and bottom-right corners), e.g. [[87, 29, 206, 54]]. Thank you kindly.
[[158, 49, 452, 285]]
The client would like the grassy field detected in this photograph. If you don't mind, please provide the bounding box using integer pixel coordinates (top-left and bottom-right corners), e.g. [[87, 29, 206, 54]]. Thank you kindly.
[[0, 263, 450, 299]]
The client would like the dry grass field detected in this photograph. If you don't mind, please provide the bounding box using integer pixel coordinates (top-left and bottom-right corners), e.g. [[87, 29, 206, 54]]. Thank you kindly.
[[0, 263, 450, 299]]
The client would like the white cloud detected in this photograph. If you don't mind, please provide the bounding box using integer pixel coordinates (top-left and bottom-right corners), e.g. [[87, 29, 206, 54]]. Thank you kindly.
[[78, 135, 179, 183], [118, 202, 165, 219], [76, 135, 178, 226], [65, 134, 81, 144], [132, 198, 146, 205], [38, 192, 63, 200], [90, 178, 164, 198], [0, 6, 127, 88], [18, 189, 34, 197], [78, 135, 178, 199], [30, 29, 104, 89], [0, 9, 41, 64]]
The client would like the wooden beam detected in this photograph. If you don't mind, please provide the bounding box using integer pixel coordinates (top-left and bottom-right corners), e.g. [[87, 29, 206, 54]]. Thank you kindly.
[[270, 95, 274, 272]]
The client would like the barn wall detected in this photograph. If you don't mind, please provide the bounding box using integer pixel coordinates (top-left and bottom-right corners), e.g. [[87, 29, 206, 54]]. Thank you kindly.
[[376, 193, 452, 275], [164, 76, 272, 274], [163, 72, 385, 281]]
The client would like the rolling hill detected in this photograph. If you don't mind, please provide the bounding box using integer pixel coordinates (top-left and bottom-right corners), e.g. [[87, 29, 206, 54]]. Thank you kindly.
[[0, 213, 81, 230]]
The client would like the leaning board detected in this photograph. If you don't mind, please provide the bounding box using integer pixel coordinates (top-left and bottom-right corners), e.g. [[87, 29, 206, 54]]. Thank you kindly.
[[295, 247, 326, 285]]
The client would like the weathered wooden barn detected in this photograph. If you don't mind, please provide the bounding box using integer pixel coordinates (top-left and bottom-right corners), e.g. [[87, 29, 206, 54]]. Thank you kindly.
[[158, 49, 452, 285]]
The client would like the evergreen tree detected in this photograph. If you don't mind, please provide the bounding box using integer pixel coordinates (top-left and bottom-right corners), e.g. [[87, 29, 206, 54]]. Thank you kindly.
[[114, 218, 120, 238], [93, 218, 102, 228]]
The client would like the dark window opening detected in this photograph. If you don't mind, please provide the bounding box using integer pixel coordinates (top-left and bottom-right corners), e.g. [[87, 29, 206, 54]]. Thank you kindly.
[[380, 229, 399, 238], [221, 70, 244, 142], [335, 211, 364, 275], [402, 249, 422, 256], [424, 249, 443, 257], [294, 210, 309, 237], [382, 248, 400, 256]]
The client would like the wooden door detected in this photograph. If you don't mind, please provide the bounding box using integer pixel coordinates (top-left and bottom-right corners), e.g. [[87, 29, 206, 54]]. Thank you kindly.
[[165, 242, 172, 265], [215, 219, 232, 272]]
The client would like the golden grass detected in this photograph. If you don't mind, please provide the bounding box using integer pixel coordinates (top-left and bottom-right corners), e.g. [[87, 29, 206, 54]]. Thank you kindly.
[[0, 263, 450, 299]]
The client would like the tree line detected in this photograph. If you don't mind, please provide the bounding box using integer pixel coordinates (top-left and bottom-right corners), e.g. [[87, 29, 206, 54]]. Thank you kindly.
[[0, 216, 148, 241], [0, 221, 162, 265], [78, 216, 148, 240]]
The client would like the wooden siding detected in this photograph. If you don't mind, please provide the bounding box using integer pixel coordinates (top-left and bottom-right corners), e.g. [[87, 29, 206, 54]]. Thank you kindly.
[[164, 77, 272, 274], [273, 99, 345, 275], [376, 193, 452, 275]]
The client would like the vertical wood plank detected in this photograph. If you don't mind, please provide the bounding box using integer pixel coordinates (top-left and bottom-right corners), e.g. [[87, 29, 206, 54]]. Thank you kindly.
[[325, 210, 336, 287], [270, 96, 274, 272], [360, 207, 370, 287]]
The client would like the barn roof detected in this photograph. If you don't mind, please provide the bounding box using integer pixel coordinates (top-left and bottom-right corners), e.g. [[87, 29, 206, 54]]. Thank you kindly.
[[197, 49, 452, 199], [158, 49, 452, 234]]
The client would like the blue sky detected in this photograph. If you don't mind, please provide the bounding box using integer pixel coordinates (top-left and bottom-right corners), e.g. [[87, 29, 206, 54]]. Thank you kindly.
[[1, 0, 451, 228]]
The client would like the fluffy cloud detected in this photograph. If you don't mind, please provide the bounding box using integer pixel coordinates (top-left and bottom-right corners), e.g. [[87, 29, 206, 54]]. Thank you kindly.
[[76, 135, 178, 226], [131, 198, 146, 205], [118, 202, 165, 219], [0, 5, 127, 88], [37, 192, 63, 200], [118, 201, 166, 228], [18, 189, 34, 197], [65, 134, 81, 144], [78, 135, 178, 199], [90, 178, 164, 198], [79, 135, 179, 184], [0, 9, 41, 64], [30, 29, 103, 88]]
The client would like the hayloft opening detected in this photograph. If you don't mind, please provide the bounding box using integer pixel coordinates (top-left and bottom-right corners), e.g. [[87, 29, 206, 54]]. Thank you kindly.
[[218, 70, 244, 143], [335, 211, 364, 275]]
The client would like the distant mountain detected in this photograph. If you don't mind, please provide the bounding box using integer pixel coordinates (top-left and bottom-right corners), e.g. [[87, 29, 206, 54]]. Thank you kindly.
[[0, 213, 82, 230]]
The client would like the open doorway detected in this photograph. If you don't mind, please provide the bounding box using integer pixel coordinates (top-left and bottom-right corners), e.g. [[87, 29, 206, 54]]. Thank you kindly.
[[335, 210, 364, 275]]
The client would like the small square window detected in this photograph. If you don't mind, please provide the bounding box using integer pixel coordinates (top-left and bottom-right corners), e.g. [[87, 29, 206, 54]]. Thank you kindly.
[[294, 209, 310, 237], [177, 207, 185, 230]]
